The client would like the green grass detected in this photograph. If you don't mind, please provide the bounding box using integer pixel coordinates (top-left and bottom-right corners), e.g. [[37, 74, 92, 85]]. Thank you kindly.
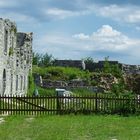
[[0, 115, 140, 140], [37, 87, 56, 96], [33, 65, 90, 81]]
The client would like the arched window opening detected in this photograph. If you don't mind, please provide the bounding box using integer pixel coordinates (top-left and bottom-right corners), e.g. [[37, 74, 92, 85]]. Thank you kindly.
[[4, 30, 8, 54], [23, 76, 26, 90], [3, 69, 6, 95], [16, 75, 18, 91], [11, 74, 13, 95]]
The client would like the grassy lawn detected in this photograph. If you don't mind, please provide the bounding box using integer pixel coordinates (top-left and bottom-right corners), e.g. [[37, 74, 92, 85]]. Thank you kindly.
[[0, 115, 140, 140]]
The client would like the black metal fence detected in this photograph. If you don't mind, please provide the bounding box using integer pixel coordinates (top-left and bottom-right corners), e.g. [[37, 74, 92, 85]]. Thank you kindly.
[[0, 94, 140, 115]]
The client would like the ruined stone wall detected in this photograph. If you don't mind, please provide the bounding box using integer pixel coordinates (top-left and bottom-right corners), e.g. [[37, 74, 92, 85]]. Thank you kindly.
[[85, 60, 140, 74], [54, 60, 85, 70], [0, 18, 32, 96]]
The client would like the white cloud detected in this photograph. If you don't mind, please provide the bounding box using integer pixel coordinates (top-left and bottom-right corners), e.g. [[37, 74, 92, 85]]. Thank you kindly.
[[35, 25, 140, 57], [72, 33, 89, 40], [91, 25, 130, 50], [93, 4, 140, 24], [92, 25, 121, 37], [46, 8, 74, 19], [127, 11, 140, 23], [43, 4, 140, 24], [44, 8, 90, 19], [72, 25, 133, 51]]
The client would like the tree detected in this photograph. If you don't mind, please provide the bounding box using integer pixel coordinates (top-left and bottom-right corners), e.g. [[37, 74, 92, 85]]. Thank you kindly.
[[111, 64, 122, 78], [32, 52, 42, 65], [103, 56, 111, 73], [83, 57, 94, 72], [33, 52, 55, 67], [40, 53, 54, 67], [103, 56, 122, 78]]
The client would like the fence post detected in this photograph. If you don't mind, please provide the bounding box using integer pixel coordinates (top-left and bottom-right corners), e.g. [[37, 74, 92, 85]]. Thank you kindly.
[[95, 92, 98, 113], [56, 91, 61, 114]]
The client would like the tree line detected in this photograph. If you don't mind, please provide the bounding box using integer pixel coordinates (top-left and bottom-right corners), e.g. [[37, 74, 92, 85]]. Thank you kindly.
[[33, 52, 55, 67], [33, 53, 122, 77]]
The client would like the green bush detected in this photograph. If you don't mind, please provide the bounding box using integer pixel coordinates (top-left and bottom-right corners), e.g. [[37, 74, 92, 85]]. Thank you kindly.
[[37, 87, 55, 96], [33, 66, 90, 81], [27, 73, 35, 95]]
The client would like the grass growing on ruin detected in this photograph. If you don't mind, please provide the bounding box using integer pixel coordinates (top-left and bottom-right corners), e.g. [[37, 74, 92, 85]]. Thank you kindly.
[[0, 115, 140, 140], [33, 65, 90, 81], [37, 87, 55, 96]]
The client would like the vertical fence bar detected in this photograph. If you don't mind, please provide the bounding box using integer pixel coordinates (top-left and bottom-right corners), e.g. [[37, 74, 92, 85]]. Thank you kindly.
[[46, 96, 48, 114], [37, 96, 39, 116], [7, 95, 8, 115], [15, 95, 17, 115], [43, 96, 45, 115], [17, 96, 20, 115], [73, 95, 75, 114], [19, 96, 22, 115], [19, 96, 21, 115], [93, 94, 95, 113], [75, 95, 77, 114], [28, 97, 30, 115], [56, 93, 60, 115], [95, 92, 98, 113], [30, 95, 33, 115], [87, 95, 88, 113], [35, 96, 37, 115], [90, 95, 92, 113], [44, 96, 46, 115], [23, 96, 25, 115], [82, 94, 84, 113], [27, 96, 29, 115], [51, 98, 53, 115]]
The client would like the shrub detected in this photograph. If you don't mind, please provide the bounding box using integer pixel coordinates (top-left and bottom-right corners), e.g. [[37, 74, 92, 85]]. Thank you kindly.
[[27, 72, 35, 95]]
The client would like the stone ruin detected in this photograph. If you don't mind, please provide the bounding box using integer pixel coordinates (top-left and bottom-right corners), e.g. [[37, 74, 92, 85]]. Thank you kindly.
[[54, 59, 140, 74], [0, 18, 32, 96], [54, 60, 85, 70]]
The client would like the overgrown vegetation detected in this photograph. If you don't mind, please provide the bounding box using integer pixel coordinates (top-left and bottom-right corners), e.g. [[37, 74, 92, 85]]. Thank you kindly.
[[27, 72, 35, 95], [31, 54, 127, 96], [33, 65, 91, 81], [10, 26, 17, 34], [9, 47, 14, 56], [103, 56, 122, 78], [33, 52, 55, 67], [28, 53, 140, 115], [37, 87, 55, 96]]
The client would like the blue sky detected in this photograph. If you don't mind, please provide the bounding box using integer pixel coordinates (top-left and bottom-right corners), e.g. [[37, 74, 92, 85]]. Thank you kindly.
[[1, 0, 140, 64]]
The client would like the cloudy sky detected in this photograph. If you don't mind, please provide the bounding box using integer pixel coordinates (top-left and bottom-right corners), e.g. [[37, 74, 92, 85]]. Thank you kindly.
[[1, 0, 140, 64]]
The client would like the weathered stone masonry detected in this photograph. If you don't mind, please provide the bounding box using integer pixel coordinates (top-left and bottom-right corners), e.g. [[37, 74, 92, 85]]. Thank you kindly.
[[0, 18, 32, 95]]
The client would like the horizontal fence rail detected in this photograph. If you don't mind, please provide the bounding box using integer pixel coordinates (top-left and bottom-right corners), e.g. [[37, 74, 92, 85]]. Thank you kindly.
[[0, 94, 140, 115]]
